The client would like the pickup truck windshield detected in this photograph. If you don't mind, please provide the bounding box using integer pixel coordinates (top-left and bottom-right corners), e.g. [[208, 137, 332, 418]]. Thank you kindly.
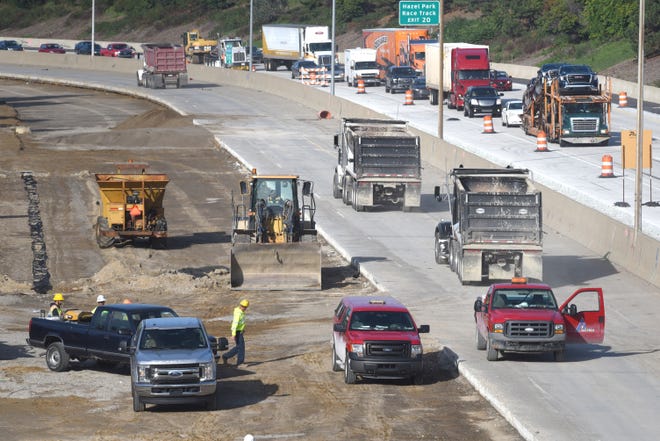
[[492, 289, 557, 310], [140, 328, 207, 350], [349, 311, 415, 331]]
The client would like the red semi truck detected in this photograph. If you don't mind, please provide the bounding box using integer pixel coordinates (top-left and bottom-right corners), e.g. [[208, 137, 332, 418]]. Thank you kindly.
[[362, 28, 434, 77], [425, 42, 490, 108]]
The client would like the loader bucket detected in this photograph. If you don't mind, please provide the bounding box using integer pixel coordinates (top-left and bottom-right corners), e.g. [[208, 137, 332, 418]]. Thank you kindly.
[[231, 242, 322, 290]]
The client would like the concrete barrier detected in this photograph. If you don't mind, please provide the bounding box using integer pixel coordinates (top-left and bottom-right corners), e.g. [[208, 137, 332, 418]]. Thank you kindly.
[[1, 52, 659, 288]]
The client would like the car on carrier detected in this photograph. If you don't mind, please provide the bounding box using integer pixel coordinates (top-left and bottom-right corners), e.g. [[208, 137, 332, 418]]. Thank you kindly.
[[331, 296, 429, 384], [474, 278, 605, 361], [557, 64, 599, 95]]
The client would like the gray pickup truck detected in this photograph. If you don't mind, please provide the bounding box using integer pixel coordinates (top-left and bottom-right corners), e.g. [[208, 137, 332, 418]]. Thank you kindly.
[[123, 316, 224, 412]]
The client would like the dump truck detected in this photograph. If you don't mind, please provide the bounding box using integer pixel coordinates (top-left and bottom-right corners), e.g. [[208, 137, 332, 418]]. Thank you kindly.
[[230, 170, 321, 290], [181, 30, 216, 64], [137, 43, 188, 89], [522, 75, 611, 146], [424, 42, 490, 107], [362, 28, 434, 76], [332, 118, 421, 212], [94, 163, 169, 248], [262, 24, 333, 71], [434, 167, 543, 284]]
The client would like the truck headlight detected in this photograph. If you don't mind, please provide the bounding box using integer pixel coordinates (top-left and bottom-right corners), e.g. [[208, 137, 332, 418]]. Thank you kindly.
[[411, 344, 423, 357], [137, 364, 150, 382], [496, 98, 502, 105], [471, 98, 478, 105], [350, 344, 364, 357], [554, 324, 564, 334], [200, 362, 216, 381], [493, 323, 504, 333]]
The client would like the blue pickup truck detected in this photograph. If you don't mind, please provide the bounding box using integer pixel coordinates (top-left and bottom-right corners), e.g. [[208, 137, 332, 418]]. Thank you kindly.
[[27, 303, 186, 371]]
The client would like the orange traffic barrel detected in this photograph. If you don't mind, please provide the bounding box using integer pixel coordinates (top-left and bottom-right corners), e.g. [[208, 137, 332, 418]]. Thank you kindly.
[[535, 131, 549, 152], [619, 91, 628, 107], [483, 115, 494, 133], [318, 110, 332, 119], [404, 89, 414, 105], [310, 70, 317, 85], [357, 79, 366, 94], [599, 154, 615, 178]]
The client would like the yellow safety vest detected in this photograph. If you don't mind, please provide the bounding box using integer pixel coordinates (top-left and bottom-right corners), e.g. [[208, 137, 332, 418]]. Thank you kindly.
[[231, 306, 246, 336]]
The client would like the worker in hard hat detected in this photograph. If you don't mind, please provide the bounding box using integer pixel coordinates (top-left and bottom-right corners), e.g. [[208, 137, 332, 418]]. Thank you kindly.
[[92, 294, 107, 313], [222, 299, 249, 367], [48, 293, 64, 319]]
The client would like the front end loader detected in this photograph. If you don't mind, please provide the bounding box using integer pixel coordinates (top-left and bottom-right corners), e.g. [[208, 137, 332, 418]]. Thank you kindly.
[[230, 171, 322, 290]]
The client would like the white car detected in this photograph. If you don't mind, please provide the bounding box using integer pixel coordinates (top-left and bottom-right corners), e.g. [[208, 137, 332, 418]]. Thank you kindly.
[[502, 99, 523, 127]]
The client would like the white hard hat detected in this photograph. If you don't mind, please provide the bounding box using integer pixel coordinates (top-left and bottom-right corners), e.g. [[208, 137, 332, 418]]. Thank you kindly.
[[244, 436, 254, 441], [97, 295, 107, 303]]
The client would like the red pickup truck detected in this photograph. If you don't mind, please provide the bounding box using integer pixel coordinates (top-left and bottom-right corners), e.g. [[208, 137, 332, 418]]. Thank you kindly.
[[474, 278, 605, 361], [331, 296, 429, 384], [100, 42, 130, 57]]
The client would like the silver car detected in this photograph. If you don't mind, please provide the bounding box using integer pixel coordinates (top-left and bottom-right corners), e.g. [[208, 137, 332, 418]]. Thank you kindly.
[[502, 99, 523, 127]]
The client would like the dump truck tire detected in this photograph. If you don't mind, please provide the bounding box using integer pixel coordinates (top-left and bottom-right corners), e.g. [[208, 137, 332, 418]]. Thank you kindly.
[[95, 217, 115, 248]]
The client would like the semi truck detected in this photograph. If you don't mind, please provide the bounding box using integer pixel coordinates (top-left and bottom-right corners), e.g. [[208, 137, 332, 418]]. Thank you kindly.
[[261, 24, 333, 71], [137, 43, 188, 89], [332, 118, 422, 212], [521, 74, 612, 146], [362, 28, 434, 76], [344, 47, 381, 87], [216, 37, 248, 69], [425, 42, 490, 107], [434, 167, 543, 284]]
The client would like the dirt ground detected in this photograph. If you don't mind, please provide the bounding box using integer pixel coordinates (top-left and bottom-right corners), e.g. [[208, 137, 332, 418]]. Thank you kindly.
[[0, 80, 523, 441]]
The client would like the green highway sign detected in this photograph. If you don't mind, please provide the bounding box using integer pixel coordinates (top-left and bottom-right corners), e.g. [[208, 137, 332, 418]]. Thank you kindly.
[[399, 1, 440, 26]]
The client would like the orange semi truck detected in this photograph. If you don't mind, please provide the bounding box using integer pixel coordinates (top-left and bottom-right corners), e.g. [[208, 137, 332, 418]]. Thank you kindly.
[[362, 28, 434, 76]]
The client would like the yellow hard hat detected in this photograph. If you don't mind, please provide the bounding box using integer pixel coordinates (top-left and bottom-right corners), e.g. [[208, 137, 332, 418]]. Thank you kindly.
[[240, 299, 249, 308], [53, 293, 64, 301], [122, 298, 132, 304]]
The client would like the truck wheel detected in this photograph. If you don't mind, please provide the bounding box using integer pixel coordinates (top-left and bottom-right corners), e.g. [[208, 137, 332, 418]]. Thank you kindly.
[[476, 327, 487, 350], [331, 344, 341, 372], [385, 84, 390, 93], [46, 342, 70, 372], [434, 233, 444, 264], [344, 352, 357, 384], [352, 181, 363, 212], [486, 338, 499, 361], [332, 173, 341, 199], [412, 373, 424, 385], [132, 384, 145, 412], [448, 242, 456, 272], [553, 349, 565, 362], [95, 217, 114, 248], [343, 177, 352, 206]]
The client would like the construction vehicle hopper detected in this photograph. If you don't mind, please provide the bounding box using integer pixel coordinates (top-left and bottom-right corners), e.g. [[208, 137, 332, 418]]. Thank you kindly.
[[231, 172, 321, 290], [94, 163, 169, 248]]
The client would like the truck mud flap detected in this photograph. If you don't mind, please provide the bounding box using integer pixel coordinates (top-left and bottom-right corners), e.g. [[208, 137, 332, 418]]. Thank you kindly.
[[230, 242, 322, 291]]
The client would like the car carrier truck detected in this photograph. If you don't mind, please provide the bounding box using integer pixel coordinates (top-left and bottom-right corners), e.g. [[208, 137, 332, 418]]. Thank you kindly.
[[332, 118, 422, 212], [137, 43, 188, 89], [424, 42, 490, 107], [434, 167, 543, 284], [521, 75, 612, 146]]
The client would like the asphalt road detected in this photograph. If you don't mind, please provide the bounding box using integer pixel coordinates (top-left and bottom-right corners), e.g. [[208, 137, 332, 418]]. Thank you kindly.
[[1, 63, 659, 441]]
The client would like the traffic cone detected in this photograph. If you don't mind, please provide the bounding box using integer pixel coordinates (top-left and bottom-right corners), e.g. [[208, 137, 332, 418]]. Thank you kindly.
[[599, 154, 615, 178], [482, 115, 494, 134], [357, 79, 366, 94], [535, 131, 549, 152], [618, 91, 628, 107], [404, 89, 414, 105]]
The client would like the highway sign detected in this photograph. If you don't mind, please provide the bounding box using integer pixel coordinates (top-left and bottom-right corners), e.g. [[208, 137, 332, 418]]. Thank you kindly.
[[399, 1, 440, 26]]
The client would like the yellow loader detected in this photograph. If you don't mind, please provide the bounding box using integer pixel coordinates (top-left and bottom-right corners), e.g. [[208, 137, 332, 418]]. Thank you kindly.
[[231, 171, 322, 290]]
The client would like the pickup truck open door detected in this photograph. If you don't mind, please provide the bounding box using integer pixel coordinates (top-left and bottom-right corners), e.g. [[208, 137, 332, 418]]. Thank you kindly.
[[560, 288, 605, 344]]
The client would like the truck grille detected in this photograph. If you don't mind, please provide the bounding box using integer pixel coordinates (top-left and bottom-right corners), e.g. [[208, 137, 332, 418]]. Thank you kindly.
[[505, 321, 552, 338], [365, 341, 410, 358], [150, 364, 202, 384], [571, 118, 599, 132]]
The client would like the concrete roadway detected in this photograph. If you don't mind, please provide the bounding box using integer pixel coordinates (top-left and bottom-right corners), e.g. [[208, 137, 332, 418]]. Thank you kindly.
[[1, 62, 659, 441]]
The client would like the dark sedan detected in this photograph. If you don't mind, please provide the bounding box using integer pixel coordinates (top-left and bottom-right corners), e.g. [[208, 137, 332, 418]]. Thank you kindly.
[[0, 40, 24, 51], [74, 41, 101, 56], [463, 86, 502, 118], [411, 76, 430, 100]]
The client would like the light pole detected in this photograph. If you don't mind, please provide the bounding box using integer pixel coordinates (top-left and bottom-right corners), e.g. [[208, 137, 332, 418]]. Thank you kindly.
[[91, 0, 95, 58], [331, 0, 336, 95], [249, 0, 253, 72]]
